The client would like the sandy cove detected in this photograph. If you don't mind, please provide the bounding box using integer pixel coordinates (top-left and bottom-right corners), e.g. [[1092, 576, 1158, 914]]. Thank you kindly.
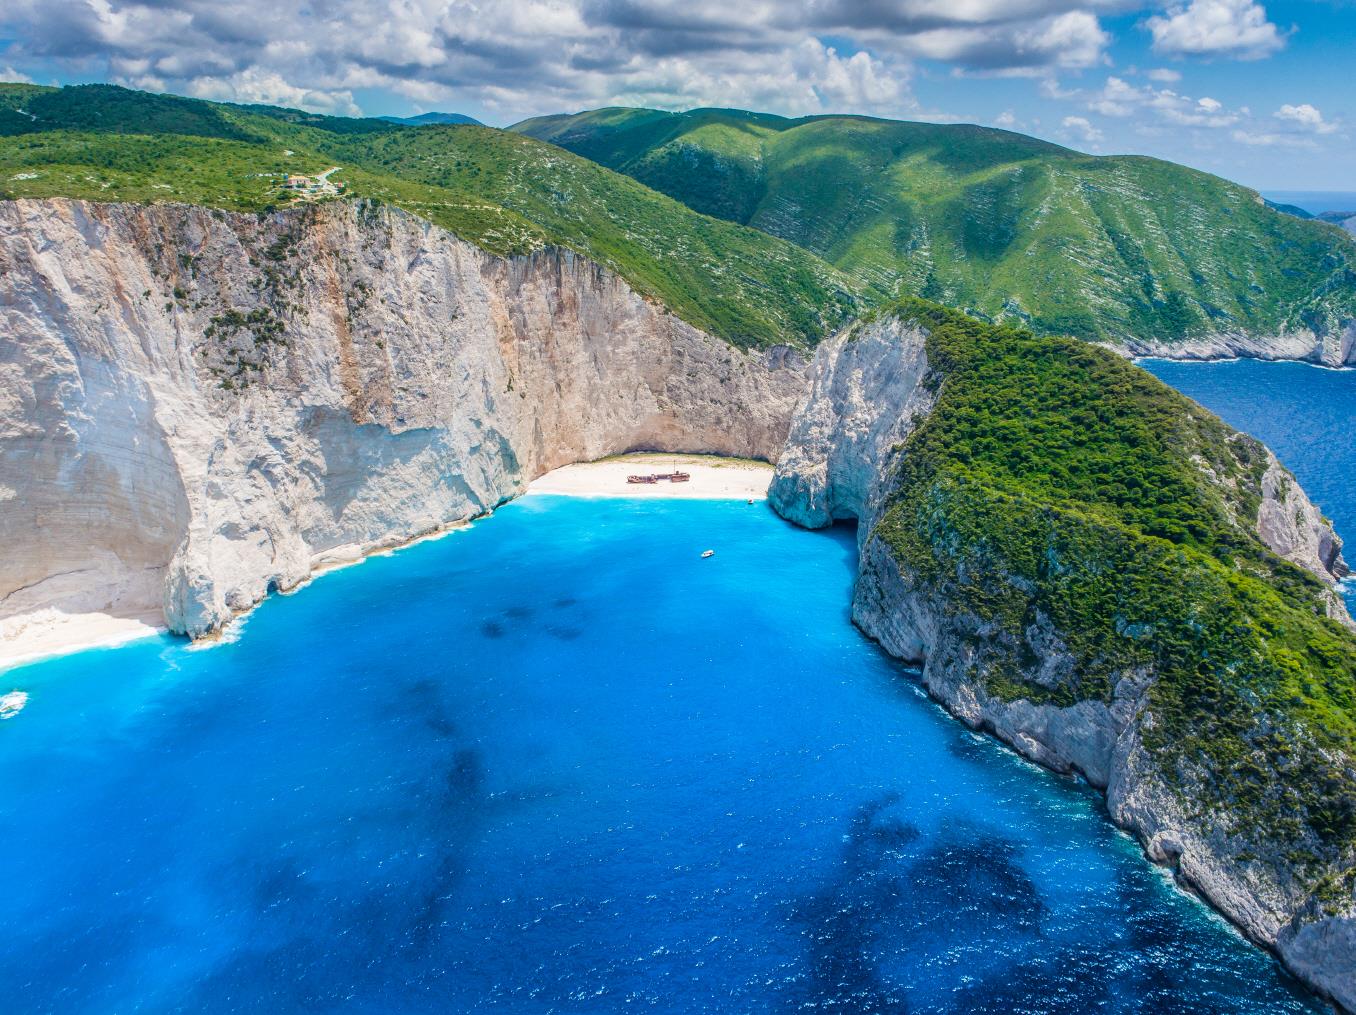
[[0, 456, 767, 673], [0, 608, 166, 675], [527, 453, 773, 500]]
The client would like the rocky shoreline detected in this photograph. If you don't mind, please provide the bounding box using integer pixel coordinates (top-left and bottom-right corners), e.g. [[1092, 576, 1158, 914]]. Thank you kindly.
[[1118, 324, 1356, 368], [768, 316, 1356, 1013]]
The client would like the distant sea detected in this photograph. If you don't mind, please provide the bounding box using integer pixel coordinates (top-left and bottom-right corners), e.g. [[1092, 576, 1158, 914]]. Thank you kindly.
[[1261, 190, 1356, 215], [1143, 358, 1356, 610], [0, 496, 1321, 1012]]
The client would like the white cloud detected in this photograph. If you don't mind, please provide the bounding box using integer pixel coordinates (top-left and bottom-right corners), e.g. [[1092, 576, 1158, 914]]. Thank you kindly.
[[1061, 114, 1104, 145], [1, 65, 33, 83], [1145, 67, 1181, 81], [906, 11, 1110, 74], [1275, 103, 1338, 135], [1232, 128, 1318, 149], [994, 109, 1017, 127], [607, 39, 915, 117], [1145, 0, 1286, 60], [183, 68, 362, 116], [0, 0, 1128, 122], [1087, 75, 1239, 126], [1087, 76, 1144, 116], [1039, 76, 1079, 100]]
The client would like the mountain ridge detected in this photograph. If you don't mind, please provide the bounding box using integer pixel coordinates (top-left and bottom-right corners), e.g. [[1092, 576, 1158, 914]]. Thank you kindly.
[[512, 105, 1356, 358], [377, 111, 482, 127]]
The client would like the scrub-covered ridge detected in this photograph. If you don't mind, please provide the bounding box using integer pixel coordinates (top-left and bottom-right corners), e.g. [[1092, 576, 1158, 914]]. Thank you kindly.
[[878, 303, 1355, 852], [769, 300, 1356, 1010], [514, 107, 1356, 359]]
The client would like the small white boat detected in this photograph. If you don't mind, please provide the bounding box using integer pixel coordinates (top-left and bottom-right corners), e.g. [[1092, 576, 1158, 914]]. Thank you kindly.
[[701, 549, 715, 558]]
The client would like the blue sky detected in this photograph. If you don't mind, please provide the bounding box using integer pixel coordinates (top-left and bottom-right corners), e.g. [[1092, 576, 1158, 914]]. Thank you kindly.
[[0, 0, 1350, 188]]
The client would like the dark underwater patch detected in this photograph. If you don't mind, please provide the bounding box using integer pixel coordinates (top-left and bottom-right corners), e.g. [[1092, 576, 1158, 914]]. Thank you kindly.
[[789, 794, 920, 1014], [908, 830, 1047, 937]]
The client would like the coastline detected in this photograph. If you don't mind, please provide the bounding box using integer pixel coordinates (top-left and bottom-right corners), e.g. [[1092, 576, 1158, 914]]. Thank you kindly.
[[1133, 353, 1356, 373], [0, 455, 766, 673], [1111, 328, 1356, 370], [0, 608, 167, 674], [527, 453, 774, 500], [0, 522, 476, 675]]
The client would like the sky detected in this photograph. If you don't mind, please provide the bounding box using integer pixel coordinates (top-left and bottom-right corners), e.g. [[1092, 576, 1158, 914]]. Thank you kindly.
[[0, 0, 1351, 189]]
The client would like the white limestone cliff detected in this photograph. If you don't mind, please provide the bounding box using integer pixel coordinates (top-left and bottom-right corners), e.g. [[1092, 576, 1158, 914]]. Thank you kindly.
[[0, 198, 806, 640], [768, 316, 935, 532], [1121, 321, 1356, 367]]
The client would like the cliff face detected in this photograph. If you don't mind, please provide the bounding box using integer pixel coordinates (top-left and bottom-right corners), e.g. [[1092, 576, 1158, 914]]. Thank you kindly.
[[0, 199, 806, 637], [1121, 321, 1356, 367], [768, 316, 934, 531], [770, 316, 1356, 1012]]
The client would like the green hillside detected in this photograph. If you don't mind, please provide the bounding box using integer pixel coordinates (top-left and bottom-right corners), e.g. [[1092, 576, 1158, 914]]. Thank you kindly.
[[513, 108, 1356, 345], [378, 112, 482, 127], [0, 84, 856, 349], [874, 299, 1356, 899]]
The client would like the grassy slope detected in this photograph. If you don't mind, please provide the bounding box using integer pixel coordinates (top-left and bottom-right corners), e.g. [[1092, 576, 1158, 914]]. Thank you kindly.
[[872, 300, 1356, 901], [513, 108, 1356, 345], [0, 84, 857, 349]]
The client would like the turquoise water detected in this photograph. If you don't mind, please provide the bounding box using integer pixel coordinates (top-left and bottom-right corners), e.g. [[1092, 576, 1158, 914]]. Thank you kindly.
[[1142, 357, 1356, 610], [0, 496, 1322, 1013]]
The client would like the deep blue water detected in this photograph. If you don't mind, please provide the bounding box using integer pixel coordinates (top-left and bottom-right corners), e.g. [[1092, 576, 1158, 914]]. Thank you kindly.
[[1142, 357, 1356, 610], [0, 497, 1323, 1014], [1262, 190, 1356, 215]]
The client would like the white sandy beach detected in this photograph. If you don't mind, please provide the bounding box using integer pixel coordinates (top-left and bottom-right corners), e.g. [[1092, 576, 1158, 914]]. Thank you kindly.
[[0, 608, 166, 673], [0, 456, 769, 673], [528, 454, 774, 499]]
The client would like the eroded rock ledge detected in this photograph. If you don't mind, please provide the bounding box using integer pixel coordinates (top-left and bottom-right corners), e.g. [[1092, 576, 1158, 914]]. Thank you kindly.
[[1122, 325, 1356, 368]]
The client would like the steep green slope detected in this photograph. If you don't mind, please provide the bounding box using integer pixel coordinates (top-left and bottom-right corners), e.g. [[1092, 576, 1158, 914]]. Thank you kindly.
[[514, 108, 1356, 345], [873, 298, 1356, 900], [0, 84, 856, 348]]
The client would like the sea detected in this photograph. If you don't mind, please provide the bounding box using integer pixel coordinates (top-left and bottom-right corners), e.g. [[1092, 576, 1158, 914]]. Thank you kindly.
[[1142, 357, 1356, 611], [1261, 190, 1356, 216], [0, 489, 1325, 1012]]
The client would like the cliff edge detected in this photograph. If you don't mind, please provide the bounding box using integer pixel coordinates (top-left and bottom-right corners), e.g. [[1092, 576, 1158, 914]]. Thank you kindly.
[[0, 198, 806, 638], [770, 303, 1356, 1011]]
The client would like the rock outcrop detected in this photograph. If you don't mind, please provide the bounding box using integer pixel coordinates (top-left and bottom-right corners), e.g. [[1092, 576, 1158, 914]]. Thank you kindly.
[[769, 315, 1356, 1012], [0, 198, 807, 637], [1258, 454, 1352, 621], [1121, 321, 1356, 367], [768, 316, 934, 531]]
